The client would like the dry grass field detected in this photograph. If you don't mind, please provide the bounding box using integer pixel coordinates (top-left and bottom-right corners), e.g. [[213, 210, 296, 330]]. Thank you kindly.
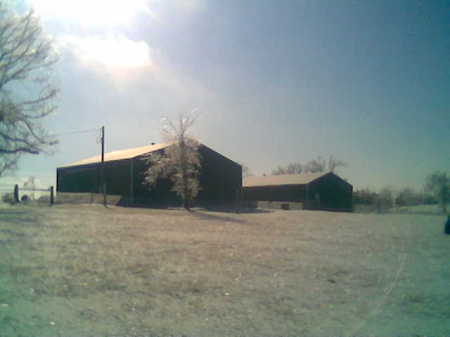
[[0, 204, 448, 337]]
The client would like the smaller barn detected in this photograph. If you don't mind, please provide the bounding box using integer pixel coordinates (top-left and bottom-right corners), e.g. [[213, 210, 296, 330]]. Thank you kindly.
[[243, 172, 353, 211]]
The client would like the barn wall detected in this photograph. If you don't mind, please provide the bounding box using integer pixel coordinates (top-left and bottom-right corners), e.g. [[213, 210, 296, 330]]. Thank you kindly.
[[306, 174, 353, 211], [197, 146, 242, 204], [57, 160, 135, 196], [57, 165, 99, 193], [104, 160, 134, 195], [243, 185, 306, 202]]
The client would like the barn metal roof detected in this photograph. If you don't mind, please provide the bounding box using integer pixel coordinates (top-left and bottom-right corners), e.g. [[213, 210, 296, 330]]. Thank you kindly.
[[243, 172, 331, 187], [60, 142, 171, 168]]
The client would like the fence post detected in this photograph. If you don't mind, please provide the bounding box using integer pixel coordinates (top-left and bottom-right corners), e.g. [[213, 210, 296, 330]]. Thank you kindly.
[[445, 216, 450, 235], [235, 188, 241, 214], [50, 186, 54, 206], [14, 184, 19, 203], [103, 182, 107, 207]]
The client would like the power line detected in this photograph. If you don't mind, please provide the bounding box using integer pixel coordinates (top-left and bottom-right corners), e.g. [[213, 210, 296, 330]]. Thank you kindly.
[[50, 127, 101, 137]]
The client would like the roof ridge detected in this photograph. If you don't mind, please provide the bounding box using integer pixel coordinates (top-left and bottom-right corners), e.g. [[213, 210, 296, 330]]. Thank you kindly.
[[243, 172, 333, 187], [59, 142, 172, 168]]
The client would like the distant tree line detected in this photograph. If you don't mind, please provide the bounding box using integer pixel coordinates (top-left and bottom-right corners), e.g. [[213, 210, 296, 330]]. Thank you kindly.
[[353, 187, 430, 208], [353, 171, 449, 213]]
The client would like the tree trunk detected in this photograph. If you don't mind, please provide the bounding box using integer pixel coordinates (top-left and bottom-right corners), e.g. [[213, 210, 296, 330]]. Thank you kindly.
[[179, 139, 191, 211], [445, 216, 450, 235], [184, 197, 190, 211]]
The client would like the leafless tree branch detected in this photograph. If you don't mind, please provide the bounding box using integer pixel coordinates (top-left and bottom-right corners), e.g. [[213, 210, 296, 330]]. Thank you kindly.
[[0, 2, 58, 176], [143, 112, 201, 210]]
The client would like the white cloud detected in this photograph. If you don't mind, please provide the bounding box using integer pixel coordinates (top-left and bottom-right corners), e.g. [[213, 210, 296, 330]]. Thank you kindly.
[[29, 0, 155, 27], [60, 34, 153, 70]]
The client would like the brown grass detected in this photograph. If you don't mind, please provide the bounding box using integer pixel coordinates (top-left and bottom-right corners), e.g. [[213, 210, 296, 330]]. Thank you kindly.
[[0, 204, 449, 337]]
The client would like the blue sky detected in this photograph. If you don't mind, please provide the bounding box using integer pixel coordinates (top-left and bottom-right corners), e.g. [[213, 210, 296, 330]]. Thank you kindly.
[[3, 0, 449, 191]]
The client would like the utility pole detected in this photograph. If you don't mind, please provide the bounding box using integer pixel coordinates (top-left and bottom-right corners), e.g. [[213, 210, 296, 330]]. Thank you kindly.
[[101, 126, 106, 207]]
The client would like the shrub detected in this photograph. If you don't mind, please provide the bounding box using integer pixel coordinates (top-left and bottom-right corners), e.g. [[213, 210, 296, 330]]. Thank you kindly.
[[353, 188, 377, 205], [2, 192, 15, 204], [38, 195, 50, 203], [395, 187, 422, 207]]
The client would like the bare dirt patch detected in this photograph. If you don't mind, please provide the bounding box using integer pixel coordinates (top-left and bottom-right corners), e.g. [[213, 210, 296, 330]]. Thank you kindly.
[[0, 204, 448, 337]]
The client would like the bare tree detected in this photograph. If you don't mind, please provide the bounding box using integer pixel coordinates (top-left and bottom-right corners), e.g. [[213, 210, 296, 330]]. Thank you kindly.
[[378, 185, 395, 210], [395, 187, 421, 207], [272, 156, 346, 175], [425, 171, 449, 213], [143, 113, 201, 210], [327, 155, 346, 172], [242, 165, 253, 178], [0, 3, 58, 177], [304, 156, 326, 173], [304, 156, 346, 173], [353, 187, 378, 206], [272, 162, 303, 175]]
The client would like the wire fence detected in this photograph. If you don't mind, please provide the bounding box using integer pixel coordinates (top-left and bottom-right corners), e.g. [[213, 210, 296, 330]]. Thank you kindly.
[[0, 127, 104, 206], [1, 184, 54, 205], [0, 185, 16, 196]]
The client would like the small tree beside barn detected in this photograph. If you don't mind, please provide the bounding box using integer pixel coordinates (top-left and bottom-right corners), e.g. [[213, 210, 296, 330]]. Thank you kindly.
[[143, 114, 201, 210]]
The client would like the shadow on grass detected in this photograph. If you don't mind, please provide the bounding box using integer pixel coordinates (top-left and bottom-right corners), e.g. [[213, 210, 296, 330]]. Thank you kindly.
[[202, 206, 272, 214], [190, 210, 246, 224], [0, 209, 31, 217], [0, 206, 43, 228], [0, 229, 27, 237]]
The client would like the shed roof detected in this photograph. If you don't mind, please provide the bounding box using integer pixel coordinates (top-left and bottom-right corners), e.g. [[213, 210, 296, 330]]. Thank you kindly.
[[243, 172, 330, 187], [60, 142, 171, 168]]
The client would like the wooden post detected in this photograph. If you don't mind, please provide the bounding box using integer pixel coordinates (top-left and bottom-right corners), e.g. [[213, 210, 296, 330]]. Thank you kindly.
[[235, 188, 241, 214], [305, 184, 309, 209], [444, 216, 450, 235], [14, 184, 19, 203], [101, 126, 106, 207], [129, 158, 134, 205], [103, 182, 107, 206], [50, 186, 54, 206]]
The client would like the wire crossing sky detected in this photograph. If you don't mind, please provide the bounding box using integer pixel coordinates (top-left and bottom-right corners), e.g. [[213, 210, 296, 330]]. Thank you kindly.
[[6, 0, 450, 190]]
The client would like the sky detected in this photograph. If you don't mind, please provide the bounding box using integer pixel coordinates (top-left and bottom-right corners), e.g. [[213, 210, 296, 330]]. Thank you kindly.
[[2, 0, 449, 192]]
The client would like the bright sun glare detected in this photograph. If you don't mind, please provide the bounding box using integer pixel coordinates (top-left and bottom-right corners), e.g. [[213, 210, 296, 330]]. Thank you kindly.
[[29, 0, 154, 69], [63, 35, 153, 69], [29, 0, 153, 27]]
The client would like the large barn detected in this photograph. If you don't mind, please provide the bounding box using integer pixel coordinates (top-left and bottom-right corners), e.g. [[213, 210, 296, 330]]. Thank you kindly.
[[243, 172, 353, 211], [57, 142, 242, 206]]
